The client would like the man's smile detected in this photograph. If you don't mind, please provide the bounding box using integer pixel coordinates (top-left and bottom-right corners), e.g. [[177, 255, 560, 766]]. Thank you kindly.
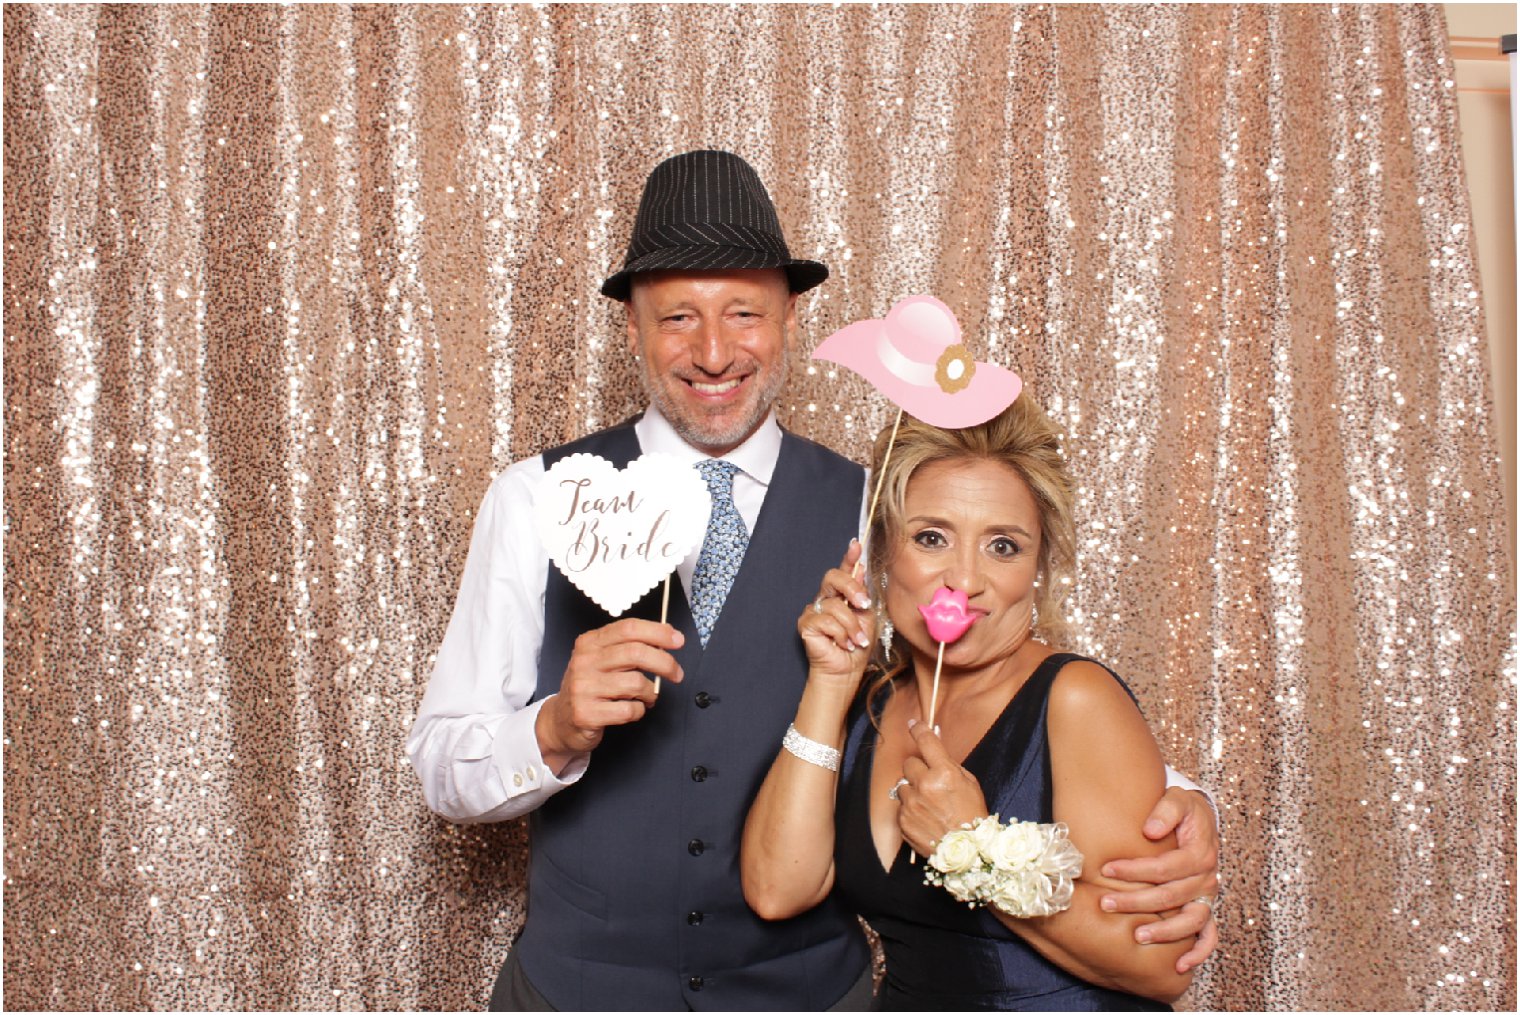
[[684, 375, 749, 399]]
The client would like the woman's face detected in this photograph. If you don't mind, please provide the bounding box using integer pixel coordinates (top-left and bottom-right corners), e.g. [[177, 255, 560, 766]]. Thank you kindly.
[[886, 457, 1043, 670]]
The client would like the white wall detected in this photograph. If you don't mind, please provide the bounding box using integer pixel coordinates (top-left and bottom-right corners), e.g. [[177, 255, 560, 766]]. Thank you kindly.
[[1445, 3, 1517, 566]]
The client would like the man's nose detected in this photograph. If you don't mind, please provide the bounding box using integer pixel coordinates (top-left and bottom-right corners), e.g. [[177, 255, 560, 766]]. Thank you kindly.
[[691, 320, 736, 374]]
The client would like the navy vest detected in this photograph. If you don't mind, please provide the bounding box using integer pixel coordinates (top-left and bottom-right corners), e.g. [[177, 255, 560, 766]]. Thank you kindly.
[[512, 420, 871, 1011]]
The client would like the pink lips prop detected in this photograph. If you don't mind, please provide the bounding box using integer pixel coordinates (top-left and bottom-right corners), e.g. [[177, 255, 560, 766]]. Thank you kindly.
[[918, 587, 976, 644]]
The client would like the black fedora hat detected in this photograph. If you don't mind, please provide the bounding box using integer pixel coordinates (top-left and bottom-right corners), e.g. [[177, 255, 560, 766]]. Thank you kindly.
[[600, 149, 829, 301]]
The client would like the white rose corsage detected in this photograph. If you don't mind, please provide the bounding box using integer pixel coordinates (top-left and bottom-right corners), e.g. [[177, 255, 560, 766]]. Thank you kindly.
[[923, 814, 1084, 917]]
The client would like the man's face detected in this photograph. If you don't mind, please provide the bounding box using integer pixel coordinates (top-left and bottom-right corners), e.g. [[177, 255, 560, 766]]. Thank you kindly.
[[626, 268, 797, 456]]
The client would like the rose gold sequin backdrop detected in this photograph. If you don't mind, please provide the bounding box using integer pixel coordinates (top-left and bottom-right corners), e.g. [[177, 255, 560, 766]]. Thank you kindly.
[[3, 4, 1514, 1010]]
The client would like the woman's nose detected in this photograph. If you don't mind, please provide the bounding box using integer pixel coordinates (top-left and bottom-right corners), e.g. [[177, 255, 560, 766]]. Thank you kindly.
[[940, 549, 985, 595]]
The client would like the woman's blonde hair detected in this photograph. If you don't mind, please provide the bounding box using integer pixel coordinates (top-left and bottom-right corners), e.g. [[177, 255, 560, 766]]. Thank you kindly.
[[864, 393, 1077, 702]]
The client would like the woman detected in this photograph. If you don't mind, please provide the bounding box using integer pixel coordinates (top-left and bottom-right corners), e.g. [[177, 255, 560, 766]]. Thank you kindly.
[[741, 396, 1194, 1010]]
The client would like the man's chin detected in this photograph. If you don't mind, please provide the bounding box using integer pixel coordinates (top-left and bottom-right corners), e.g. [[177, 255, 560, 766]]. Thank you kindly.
[[663, 403, 764, 455]]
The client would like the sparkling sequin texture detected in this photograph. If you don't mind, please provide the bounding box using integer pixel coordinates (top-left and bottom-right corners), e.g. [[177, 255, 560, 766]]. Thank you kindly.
[[3, 4, 1513, 1010]]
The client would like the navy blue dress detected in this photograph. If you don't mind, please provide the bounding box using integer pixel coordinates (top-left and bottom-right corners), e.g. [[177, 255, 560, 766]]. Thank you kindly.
[[833, 653, 1172, 1011]]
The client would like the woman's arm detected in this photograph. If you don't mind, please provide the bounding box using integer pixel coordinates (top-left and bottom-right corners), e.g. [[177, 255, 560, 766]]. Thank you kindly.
[[740, 542, 875, 920], [895, 662, 1194, 1003], [1005, 661, 1194, 1002], [740, 667, 858, 919]]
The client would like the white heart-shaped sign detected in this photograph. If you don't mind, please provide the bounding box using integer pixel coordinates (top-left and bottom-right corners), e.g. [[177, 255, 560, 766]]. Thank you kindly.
[[535, 452, 713, 616]]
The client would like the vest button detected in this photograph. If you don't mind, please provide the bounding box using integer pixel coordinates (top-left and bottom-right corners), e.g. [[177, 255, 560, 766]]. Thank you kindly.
[[687, 838, 705, 856], [690, 765, 708, 782], [686, 910, 704, 925], [694, 691, 712, 708], [688, 976, 704, 991]]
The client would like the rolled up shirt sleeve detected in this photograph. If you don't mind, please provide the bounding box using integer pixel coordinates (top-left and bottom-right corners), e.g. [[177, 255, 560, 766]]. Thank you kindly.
[[406, 457, 588, 824], [1163, 765, 1216, 814]]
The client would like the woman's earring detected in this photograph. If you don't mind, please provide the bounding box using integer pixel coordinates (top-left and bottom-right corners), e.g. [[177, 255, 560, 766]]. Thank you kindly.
[[878, 573, 894, 657]]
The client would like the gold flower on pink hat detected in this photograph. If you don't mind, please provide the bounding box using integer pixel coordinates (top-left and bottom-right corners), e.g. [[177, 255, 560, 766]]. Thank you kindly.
[[934, 344, 976, 394]]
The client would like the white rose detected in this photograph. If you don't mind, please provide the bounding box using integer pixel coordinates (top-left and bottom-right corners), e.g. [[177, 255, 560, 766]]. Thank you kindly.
[[987, 822, 1044, 872], [930, 830, 980, 875], [941, 873, 977, 905], [970, 815, 1002, 855]]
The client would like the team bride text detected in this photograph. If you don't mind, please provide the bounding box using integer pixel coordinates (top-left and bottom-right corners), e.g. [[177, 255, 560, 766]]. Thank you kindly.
[[535, 453, 713, 616], [555, 480, 676, 573]]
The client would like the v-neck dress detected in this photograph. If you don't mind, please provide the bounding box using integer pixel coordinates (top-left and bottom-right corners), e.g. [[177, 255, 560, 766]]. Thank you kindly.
[[832, 653, 1172, 1011]]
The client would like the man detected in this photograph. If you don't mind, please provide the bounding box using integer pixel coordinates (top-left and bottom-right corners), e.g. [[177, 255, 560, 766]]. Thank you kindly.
[[408, 150, 1218, 1011]]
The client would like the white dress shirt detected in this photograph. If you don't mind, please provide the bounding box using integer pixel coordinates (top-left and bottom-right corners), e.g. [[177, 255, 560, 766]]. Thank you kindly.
[[406, 405, 1205, 825]]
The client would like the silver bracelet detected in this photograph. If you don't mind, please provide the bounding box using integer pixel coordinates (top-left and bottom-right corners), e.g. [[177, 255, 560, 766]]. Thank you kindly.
[[782, 723, 841, 772]]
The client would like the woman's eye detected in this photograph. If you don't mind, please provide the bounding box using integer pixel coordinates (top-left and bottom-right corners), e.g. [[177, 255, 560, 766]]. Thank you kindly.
[[913, 530, 947, 549], [988, 536, 1020, 558]]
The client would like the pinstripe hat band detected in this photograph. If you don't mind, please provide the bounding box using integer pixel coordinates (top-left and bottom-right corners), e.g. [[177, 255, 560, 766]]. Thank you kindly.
[[601, 149, 828, 301]]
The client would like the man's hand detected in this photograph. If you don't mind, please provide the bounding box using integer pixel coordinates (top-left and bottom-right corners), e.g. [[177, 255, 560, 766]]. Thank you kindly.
[[536, 618, 684, 775], [1100, 787, 1220, 973]]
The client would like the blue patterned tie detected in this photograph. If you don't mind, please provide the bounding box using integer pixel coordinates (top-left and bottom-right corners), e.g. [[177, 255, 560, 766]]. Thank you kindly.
[[690, 459, 750, 647]]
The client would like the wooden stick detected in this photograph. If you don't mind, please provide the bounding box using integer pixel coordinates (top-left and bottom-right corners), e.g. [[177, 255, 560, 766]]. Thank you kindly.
[[864, 407, 903, 533], [928, 640, 945, 728], [853, 408, 904, 579], [908, 639, 950, 867], [654, 574, 672, 694]]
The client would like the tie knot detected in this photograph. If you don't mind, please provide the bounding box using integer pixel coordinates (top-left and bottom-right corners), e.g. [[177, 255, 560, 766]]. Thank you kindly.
[[696, 459, 741, 501]]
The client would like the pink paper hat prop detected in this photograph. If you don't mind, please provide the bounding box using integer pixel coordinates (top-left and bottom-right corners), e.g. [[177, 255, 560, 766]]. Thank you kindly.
[[812, 295, 1022, 429]]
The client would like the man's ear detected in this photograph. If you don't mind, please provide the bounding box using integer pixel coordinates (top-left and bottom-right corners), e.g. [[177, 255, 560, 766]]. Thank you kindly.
[[783, 292, 799, 351], [624, 300, 640, 358]]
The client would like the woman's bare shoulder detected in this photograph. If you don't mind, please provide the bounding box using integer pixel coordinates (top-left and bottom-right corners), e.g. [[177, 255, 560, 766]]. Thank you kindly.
[[1045, 657, 1142, 721]]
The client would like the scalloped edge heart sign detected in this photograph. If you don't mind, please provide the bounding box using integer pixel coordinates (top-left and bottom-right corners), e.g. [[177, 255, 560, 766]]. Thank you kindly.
[[535, 452, 713, 616]]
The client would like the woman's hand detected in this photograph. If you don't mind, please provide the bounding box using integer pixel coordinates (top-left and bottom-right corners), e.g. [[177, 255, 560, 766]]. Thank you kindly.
[[896, 719, 990, 855], [797, 539, 876, 694]]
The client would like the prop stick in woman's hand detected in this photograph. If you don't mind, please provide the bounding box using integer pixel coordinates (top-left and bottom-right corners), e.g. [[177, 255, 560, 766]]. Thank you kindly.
[[928, 641, 947, 726], [654, 574, 672, 694], [852, 408, 904, 579]]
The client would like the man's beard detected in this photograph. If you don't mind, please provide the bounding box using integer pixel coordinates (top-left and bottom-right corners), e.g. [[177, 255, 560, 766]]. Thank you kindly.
[[643, 357, 789, 454]]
